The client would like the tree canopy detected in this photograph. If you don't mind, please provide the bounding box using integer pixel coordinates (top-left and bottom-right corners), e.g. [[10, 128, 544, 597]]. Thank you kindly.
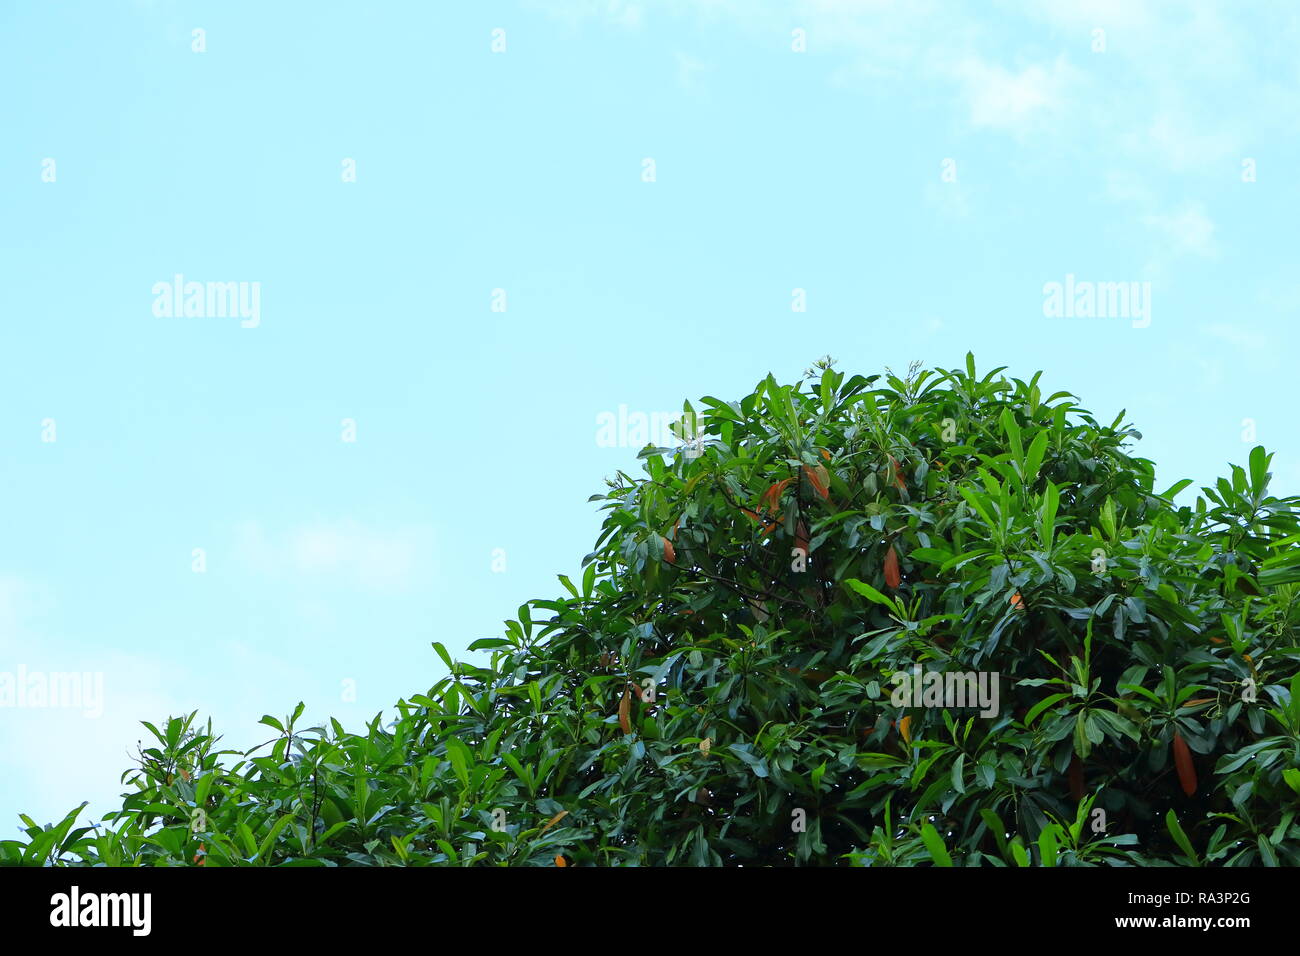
[[10, 355, 1300, 866]]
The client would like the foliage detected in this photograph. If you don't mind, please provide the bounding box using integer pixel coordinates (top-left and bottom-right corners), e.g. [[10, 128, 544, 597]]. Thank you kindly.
[[9, 355, 1300, 866]]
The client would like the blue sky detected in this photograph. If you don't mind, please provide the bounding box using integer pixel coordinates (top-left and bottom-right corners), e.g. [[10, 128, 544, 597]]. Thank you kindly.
[[2, 0, 1298, 833]]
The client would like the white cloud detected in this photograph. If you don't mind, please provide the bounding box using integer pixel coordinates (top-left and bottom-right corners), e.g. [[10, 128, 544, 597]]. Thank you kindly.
[[1186, 323, 1282, 384], [949, 55, 1076, 134], [0, 576, 25, 645], [1103, 171, 1154, 205], [923, 180, 971, 218], [234, 519, 434, 593], [524, 0, 645, 28], [1023, 0, 1155, 31], [1141, 202, 1218, 259], [1269, 452, 1300, 497], [1100, 181, 1218, 275], [1257, 281, 1300, 315], [1201, 323, 1270, 353], [528, 0, 1300, 182], [675, 51, 710, 90], [1142, 111, 1240, 174], [0, 575, 55, 653]]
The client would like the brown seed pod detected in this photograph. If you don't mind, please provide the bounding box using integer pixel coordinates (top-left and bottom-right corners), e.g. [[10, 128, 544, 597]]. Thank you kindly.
[[884, 544, 901, 590], [1173, 732, 1197, 797]]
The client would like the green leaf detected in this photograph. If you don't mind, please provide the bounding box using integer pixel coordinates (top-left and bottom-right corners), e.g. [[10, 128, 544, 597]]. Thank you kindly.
[[1024, 693, 1070, 726], [431, 642, 456, 673], [1248, 445, 1270, 495], [1165, 810, 1200, 866], [1010, 840, 1030, 867], [920, 823, 953, 867], [1037, 825, 1058, 866], [1283, 769, 1300, 796], [1000, 410, 1024, 471], [844, 578, 896, 611], [1158, 478, 1193, 500], [1039, 481, 1059, 551], [444, 736, 472, 790], [257, 815, 294, 863], [1024, 430, 1049, 487], [1099, 497, 1117, 540]]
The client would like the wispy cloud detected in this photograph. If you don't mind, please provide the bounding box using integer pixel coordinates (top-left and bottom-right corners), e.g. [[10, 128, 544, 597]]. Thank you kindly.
[[234, 519, 435, 593], [1201, 323, 1270, 353], [674, 51, 710, 90], [529, 0, 1300, 171], [1142, 202, 1218, 259], [0, 575, 54, 653], [923, 180, 971, 218], [524, 0, 645, 28], [948, 55, 1076, 135]]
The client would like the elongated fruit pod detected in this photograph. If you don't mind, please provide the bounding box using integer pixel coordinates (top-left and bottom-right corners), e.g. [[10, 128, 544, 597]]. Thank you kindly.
[[794, 520, 809, 555], [884, 544, 901, 589], [1173, 731, 1197, 797], [617, 685, 632, 735], [889, 455, 906, 491], [1068, 755, 1084, 803]]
